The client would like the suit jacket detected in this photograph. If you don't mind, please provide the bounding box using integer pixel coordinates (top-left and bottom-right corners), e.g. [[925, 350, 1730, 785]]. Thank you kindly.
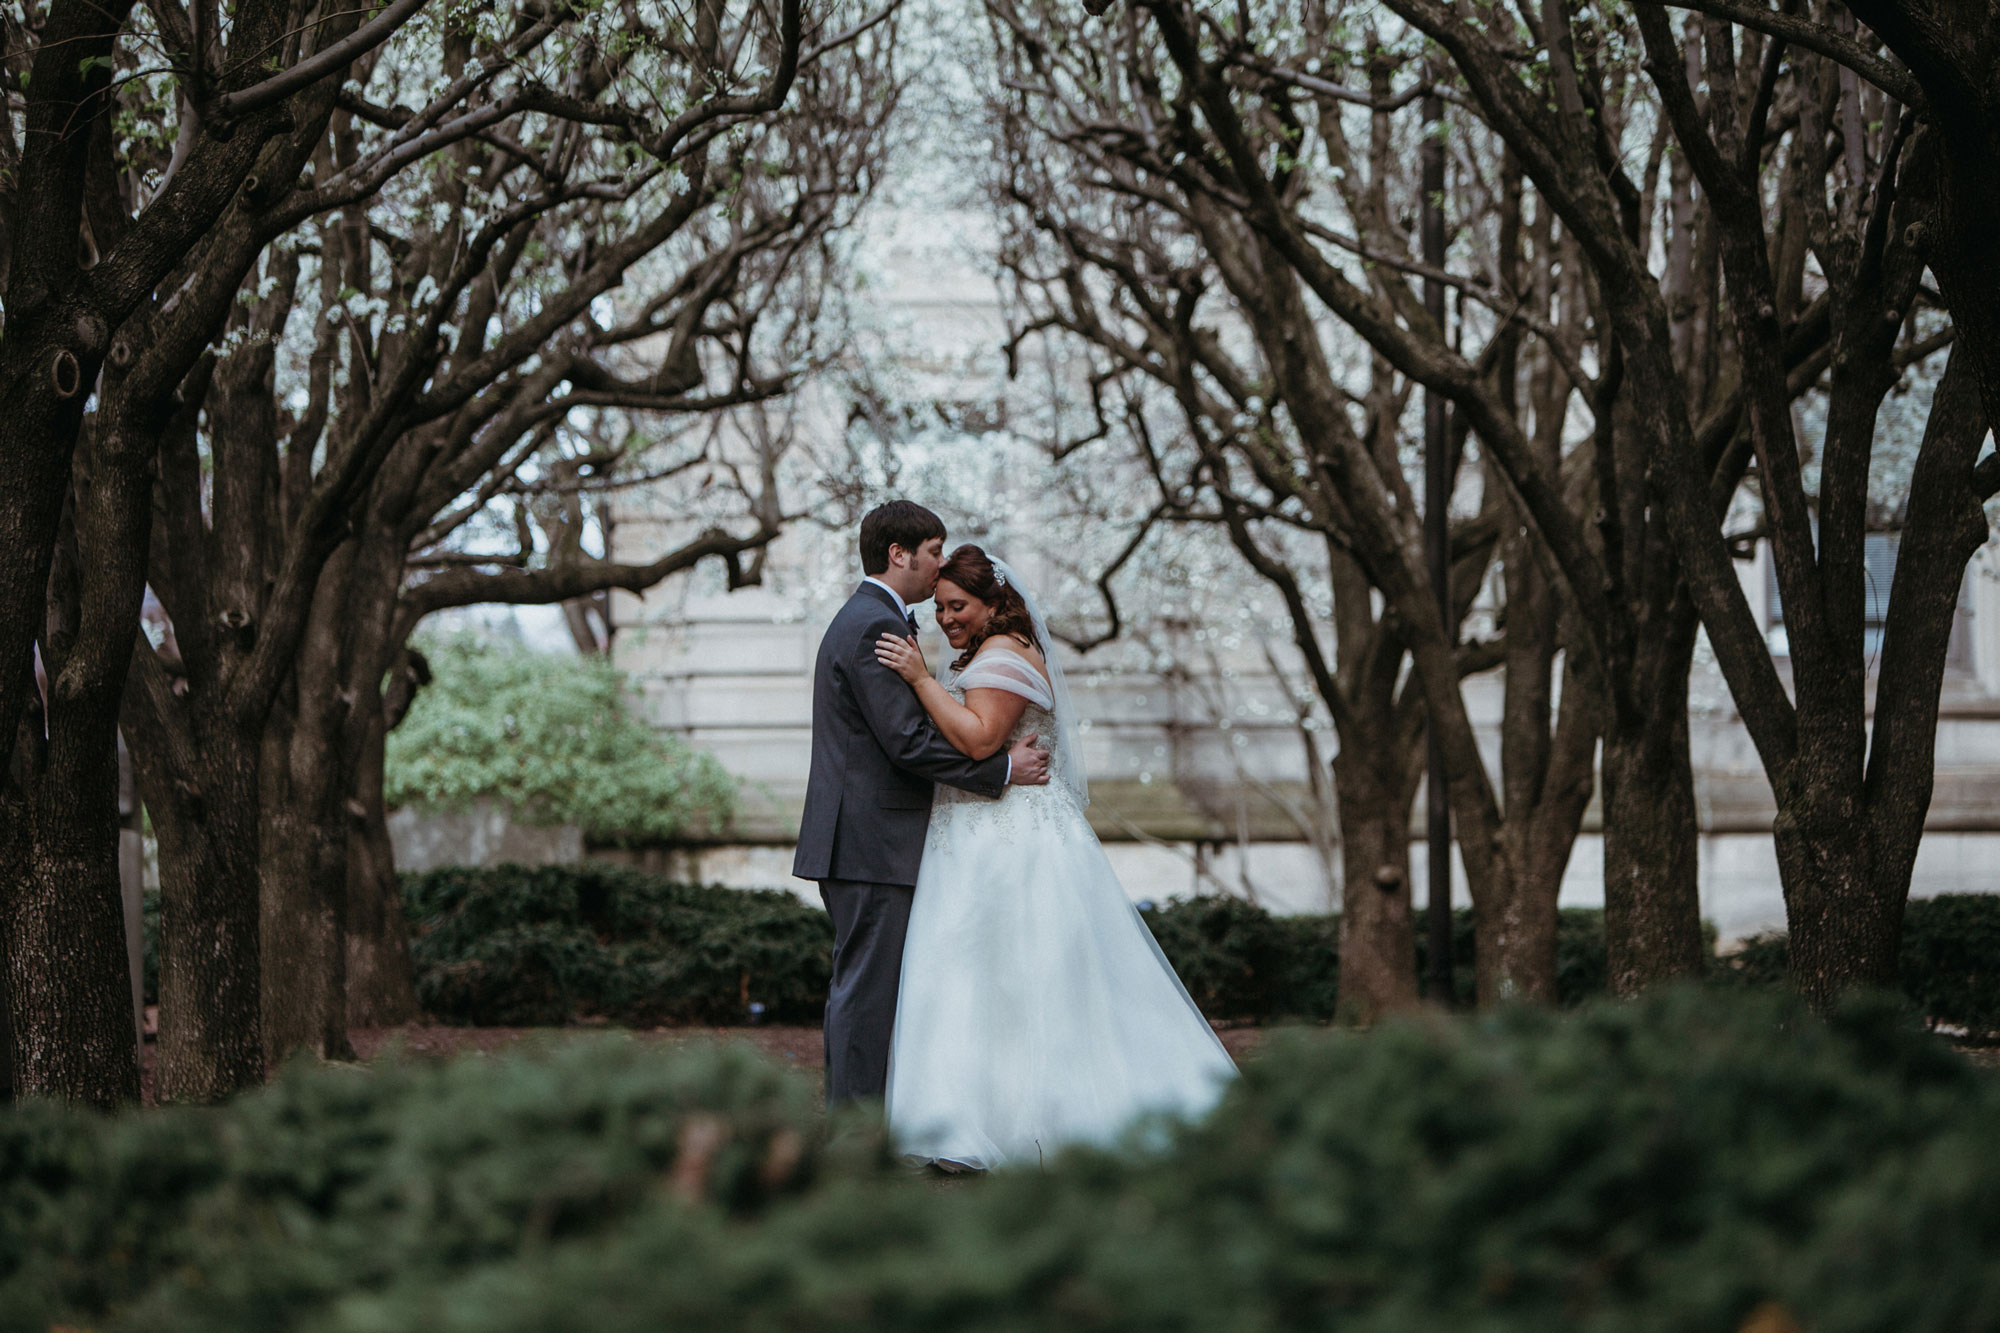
[[792, 582, 1009, 885]]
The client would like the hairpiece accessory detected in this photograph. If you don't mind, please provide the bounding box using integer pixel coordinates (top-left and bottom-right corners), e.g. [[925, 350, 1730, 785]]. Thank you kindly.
[[992, 566, 1009, 588]]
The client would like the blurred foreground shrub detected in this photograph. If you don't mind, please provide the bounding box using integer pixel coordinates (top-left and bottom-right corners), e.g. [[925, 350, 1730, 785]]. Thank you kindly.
[[5, 988, 1997, 1331], [402, 864, 831, 1026], [0, 1039, 828, 1333]]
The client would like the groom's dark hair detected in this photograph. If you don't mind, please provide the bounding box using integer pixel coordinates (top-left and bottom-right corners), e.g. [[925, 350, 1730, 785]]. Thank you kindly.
[[859, 500, 946, 574]]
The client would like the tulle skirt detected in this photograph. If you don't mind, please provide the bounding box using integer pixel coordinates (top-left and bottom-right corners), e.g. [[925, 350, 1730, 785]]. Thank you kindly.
[[885, 781, 1238, 1169]]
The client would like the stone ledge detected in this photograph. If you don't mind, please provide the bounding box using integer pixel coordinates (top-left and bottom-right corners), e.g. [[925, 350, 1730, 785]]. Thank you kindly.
[[642, 767, 2000, 849]]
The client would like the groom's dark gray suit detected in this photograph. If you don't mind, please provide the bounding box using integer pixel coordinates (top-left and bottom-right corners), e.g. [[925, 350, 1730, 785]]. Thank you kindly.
[[794, 581, 1008, 1106]]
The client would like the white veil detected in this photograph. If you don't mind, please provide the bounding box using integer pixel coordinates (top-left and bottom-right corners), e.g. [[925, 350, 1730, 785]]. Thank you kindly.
[[987, 556, 1088, 806]]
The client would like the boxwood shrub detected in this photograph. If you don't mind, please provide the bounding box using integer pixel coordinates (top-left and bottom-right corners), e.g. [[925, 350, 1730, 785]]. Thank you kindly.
[[399, 867, 2000, 1032], [401, 864, 833, 1026], [4, 988, 1997, 1331], [1717, 894, 2000, 1032], [1134, 898, 1610, 1017], [0, 1038, 830, 1332]]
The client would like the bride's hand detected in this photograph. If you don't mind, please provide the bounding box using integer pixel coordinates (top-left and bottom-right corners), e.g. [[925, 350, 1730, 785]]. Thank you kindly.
[[874, 632, 928, 684]]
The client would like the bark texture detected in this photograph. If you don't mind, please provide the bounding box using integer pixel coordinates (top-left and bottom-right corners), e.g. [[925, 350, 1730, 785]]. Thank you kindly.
[[1601, 701, 1705, 996], [133, 733, 265, 1102], [1331, 753, 1419, 1019], [1, 749, 140, 1106]]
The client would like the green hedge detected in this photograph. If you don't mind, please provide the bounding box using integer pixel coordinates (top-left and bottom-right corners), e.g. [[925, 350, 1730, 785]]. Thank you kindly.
[[5, 988, 1998, 1330], [1719, 894, 2000, 1032], [400, 867, 2000, 1031], [402, 865, 833, 1026], [1136, 895, 1340, 1020], [1901, 895, 2000, 1030], [1135, 897, 1608, 1017]]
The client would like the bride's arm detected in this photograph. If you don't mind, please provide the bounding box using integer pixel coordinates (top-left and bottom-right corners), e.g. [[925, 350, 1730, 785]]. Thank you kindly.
[[874, 635, 1028, 760]]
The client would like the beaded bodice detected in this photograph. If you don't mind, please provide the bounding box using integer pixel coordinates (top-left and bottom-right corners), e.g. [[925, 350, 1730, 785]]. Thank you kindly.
[[927, 688, 1082, 850]]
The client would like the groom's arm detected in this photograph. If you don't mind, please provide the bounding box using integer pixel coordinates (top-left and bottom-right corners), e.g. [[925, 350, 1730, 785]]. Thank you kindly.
[[843, 623, 1009, 798]]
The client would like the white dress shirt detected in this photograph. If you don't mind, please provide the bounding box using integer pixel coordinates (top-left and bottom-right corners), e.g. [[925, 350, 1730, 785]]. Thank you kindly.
[[864, 576, 912, 623]]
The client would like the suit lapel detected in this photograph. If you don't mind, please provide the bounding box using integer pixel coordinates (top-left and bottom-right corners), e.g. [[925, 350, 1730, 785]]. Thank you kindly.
[[855, 581, 904, 619]]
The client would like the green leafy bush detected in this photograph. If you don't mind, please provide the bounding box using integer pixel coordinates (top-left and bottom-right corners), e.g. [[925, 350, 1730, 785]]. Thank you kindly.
[[1902, 895, 2000, 1031], [1717, 895, 2000, 1032], [7, 989, 1998, 1331], [395, 866, 2000, 1033], [403, 864, 832, 1026], [303, 990, 2000, 1333], [1142, 899, 1610, 1019], [1138, 894, 1335, 1020], [0, 1039, 829, 1333], [384, 635, 736, 845]]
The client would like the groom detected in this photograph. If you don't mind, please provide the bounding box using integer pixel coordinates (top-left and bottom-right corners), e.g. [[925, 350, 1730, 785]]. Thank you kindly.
[[794, 501, 1051, 1107]]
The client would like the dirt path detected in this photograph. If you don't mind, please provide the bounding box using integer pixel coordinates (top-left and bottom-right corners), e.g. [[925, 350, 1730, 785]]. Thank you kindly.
[[348, 1021, 1270, 1069], [134, 1021, 1994, 1105], [138, 1021, 1267, 1104]]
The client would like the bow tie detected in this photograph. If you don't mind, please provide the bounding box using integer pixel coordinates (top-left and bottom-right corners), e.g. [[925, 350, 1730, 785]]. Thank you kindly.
[[904, 610, 920, 636]]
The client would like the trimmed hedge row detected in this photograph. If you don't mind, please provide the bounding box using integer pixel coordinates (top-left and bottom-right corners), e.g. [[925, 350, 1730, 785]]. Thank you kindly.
[[1138, 896, 1613, 1017], [399, 866, 2000, 1031], [1717, 895, 2000, 1032], [395, 868, 1371, 1028], [4, 988, 1998, 1330], [402, 865, 833, 1026]]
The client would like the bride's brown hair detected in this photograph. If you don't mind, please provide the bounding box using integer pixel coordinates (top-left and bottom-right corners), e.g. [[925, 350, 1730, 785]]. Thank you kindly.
[[939, 545, 1042, 672]]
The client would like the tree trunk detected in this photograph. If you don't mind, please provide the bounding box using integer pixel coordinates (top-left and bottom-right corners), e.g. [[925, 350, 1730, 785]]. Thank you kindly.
[[1775, 344, 1987, 1012], [0, 319, 160, 1107], [258, 739, 353, 1062], [1774, 802, 1896, 1009], [1600, 686, 1704, 996], [0, 938, 12, 1102], [0, 742, 139, 1106], [346, 705, 419, 1026], [138, 733, 265, 1102], [1471, 854, 1559, 1005], [1331, 752, 1419, 1021], [1, 713, 25, 1107], [0, 1, 126, 790]]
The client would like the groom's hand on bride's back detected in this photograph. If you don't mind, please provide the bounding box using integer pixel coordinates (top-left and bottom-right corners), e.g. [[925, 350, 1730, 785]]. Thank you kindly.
[[1006, 736, 1052, 785]]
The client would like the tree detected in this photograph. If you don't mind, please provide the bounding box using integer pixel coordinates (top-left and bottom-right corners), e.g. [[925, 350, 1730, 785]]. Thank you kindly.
[[0, 0, 437, 1106], [1375, 0, 1981, 1005], [333, 92, 886, 1039], [115, 0, 899, 1089], [3, 0, 897, 1103], [986, 0, 1622, 1006]]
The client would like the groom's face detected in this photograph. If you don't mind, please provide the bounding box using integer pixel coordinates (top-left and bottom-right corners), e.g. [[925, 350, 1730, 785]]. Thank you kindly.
[[898, 536, 946, 599]]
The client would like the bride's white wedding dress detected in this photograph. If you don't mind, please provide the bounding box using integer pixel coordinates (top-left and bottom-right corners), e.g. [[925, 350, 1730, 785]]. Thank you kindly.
[[885, 641, 1238, 1170]]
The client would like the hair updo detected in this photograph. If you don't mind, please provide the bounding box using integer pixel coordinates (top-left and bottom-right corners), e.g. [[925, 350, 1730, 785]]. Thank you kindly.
[[937, 544, 1042, 672]]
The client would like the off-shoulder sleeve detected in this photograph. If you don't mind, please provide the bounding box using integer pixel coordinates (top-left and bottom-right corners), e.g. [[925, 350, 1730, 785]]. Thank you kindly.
[[949, 647, 1055, 709]]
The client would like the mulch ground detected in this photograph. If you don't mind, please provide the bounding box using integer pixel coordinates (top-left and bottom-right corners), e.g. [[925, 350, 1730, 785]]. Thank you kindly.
[[349, 1021, 1271, 1068], [136, 1021, 1993, 1105], [138, 1021, 1269, 1106]]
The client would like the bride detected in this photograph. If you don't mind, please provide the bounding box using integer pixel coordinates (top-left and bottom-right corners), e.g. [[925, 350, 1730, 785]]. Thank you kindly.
[[872, 544, 1237, 1170]]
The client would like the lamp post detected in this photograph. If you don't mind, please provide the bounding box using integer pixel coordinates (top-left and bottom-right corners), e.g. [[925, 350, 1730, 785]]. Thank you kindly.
[[1420, 71, 1455, 1005]]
